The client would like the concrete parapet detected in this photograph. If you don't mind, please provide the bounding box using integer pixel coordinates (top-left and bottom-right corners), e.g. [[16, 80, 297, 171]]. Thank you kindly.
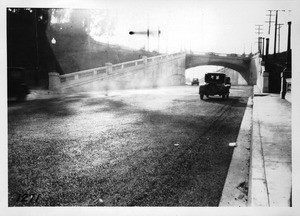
[[48, 72, 60, 92]]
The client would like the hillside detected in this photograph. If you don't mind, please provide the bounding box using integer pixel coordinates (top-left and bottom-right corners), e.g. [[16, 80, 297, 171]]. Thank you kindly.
[[7, 8, 160, 89], [49, 25, 158, 74]]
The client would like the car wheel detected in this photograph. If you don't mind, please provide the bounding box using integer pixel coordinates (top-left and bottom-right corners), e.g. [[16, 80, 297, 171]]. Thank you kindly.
[[200, 94, 204, 100]]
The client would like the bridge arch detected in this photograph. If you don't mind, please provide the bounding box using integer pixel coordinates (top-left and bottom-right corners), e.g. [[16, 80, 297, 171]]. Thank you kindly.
[[185, 53, 254, 85]]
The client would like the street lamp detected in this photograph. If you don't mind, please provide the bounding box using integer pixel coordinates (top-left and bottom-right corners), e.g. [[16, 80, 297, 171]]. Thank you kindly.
[[129, 29, 160, 52], [51, 37, 56, 71], [51, 37, 56, 45]]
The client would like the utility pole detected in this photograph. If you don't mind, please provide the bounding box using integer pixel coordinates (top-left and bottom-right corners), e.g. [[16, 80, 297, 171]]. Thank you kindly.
[[277, 23, 284, 53], [265, 38, 270, 61], [286, 21, 291, 71], [157, 27, 161, 53], [262, 37, 265, 56], [255, 24, 263, 53], [265, 10, 275, 34], [258, 37, 262, 54], [147, 28, 150, 51], [273, 10, 278, 56], [129, 29, 154, 52], [273, 10, 285, 56], [280, 21, 292, 99]]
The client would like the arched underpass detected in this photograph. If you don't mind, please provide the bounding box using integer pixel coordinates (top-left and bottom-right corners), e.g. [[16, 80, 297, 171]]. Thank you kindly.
[[185, 65, 248, 85], [185, 53, 254, 85]]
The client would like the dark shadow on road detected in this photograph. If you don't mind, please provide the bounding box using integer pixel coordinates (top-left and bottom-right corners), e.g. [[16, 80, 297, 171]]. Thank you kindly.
[[201, 97, 248, 108], [84, 97, 129, 113], [8, 97, 77, 117]]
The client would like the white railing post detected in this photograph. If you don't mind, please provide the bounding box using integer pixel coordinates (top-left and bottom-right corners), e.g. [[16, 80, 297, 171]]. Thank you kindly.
[[105, 63, 112, 75], [48, 72, 60, 92]]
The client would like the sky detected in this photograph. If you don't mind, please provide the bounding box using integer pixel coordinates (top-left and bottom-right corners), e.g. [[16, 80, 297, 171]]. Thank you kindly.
[[84, 0, 295, 54], [80, 0, 295, 79], [2, 0, 296, 55]]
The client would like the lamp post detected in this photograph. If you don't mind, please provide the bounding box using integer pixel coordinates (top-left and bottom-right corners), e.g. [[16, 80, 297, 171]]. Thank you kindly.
[[51, 37, 56, 71], [129, 29, 160, 52]]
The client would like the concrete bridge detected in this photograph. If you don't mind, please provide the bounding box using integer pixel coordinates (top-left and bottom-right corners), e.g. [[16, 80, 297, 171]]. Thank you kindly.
[[49, 51, 267, 93], [186, 52, 255, 85]]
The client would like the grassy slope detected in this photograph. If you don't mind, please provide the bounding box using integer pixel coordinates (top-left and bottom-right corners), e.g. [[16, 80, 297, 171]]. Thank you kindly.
[[49, 27, 158, 74]]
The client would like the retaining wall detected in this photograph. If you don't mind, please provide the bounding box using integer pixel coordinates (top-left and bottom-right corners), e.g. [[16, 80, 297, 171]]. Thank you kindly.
[[249, 53, 269, 93]]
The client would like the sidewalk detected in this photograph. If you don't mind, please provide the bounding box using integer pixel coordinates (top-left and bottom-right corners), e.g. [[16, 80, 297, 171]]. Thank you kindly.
[[248, 92, 292, 206]]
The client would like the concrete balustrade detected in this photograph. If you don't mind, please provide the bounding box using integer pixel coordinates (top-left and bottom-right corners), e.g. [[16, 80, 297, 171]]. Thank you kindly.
[[49, 52, 186, 93]]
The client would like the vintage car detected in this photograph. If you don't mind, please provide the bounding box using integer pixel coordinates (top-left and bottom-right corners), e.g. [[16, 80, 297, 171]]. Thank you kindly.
[[8, 67, 30, 101], [191, 78, 199, 85], [199, 73, 231, 100], [227, 53, 238, 57]]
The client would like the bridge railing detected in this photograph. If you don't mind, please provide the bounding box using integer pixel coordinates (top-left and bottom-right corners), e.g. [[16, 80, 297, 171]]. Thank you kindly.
[[49, 51, 186, 92], [189, 51, 251, 58]]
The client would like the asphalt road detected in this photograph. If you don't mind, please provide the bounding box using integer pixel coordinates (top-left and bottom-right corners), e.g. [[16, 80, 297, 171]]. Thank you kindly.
[[8, 85, 253, 206]]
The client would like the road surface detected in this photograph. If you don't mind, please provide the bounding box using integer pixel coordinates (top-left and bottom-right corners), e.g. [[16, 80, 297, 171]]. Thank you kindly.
[[8, 85, 253, 206]]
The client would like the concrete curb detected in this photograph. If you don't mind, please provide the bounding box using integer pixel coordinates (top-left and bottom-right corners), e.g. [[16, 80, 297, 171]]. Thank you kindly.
[[219, 96, 253, 206]]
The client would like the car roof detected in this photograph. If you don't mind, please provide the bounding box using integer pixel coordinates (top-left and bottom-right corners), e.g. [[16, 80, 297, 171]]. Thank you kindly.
[[205, 73, 226, 75]]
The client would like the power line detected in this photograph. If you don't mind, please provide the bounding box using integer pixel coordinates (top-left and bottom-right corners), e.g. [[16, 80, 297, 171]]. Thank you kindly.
[[255, 24, 263, 36], [255, 24, 263, 52], [269, 10, 285, 56], [277, 23, 284, 53], [265, 10, 275, 34]]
